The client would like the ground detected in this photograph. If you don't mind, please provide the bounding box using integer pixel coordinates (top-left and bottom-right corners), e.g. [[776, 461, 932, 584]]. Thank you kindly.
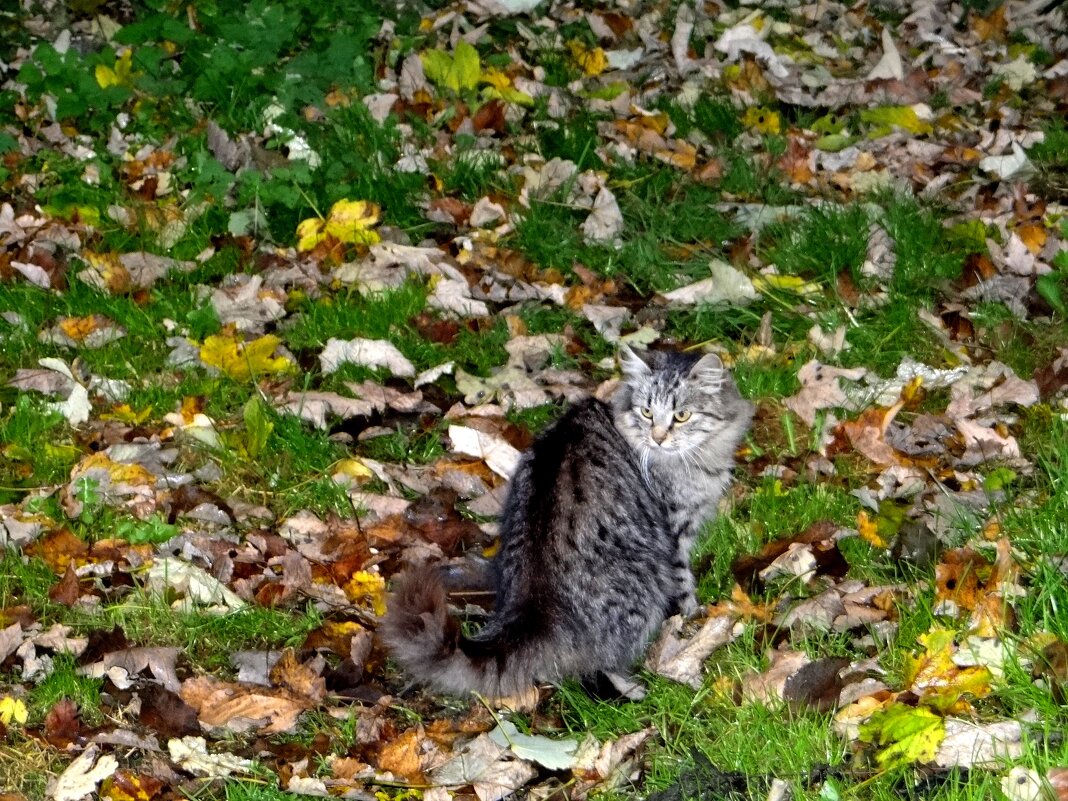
[[0, 1, 1067, 800]]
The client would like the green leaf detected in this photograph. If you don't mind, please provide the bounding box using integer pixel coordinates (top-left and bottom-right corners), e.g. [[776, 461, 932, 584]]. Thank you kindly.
[[452, 41, 481, 92], [243, 395, 274, 458], [115, 514, 179, 545], [814, 133, 857, 152], [860, 106, 933, 136], [422, 42, 481, 94], [859, 704, 945, 769], [1053, 250, 1068, 271], [421, 49, 454, 89], [984, 467, 1017, 491]]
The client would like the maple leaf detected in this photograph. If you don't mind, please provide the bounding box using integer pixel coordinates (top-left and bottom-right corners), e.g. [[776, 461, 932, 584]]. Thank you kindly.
[[297, 199, 382, 251], [199, 333, 295, 381], [904, 628, 994, 713], [859, 703, 945, 769], [567, 40, 609, 76], [422, 41, 481, 93]]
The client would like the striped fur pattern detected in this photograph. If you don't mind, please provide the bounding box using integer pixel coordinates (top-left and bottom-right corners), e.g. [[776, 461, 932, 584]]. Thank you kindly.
[[381, 345, 754, 696]]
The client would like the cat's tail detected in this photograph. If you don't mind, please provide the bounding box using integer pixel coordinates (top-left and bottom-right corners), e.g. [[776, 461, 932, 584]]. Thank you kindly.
[[380, 564, 537, 697]]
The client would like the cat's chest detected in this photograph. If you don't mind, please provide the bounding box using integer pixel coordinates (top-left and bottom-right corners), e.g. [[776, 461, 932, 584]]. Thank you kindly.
[[657, 465, 730, 529]]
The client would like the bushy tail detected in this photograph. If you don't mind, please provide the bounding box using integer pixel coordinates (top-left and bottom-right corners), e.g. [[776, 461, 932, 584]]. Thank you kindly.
[[380, 564, 535, 697]]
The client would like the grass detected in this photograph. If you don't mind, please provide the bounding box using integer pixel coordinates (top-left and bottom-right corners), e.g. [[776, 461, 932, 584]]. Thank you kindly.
[[1, 2, 1066, 800]]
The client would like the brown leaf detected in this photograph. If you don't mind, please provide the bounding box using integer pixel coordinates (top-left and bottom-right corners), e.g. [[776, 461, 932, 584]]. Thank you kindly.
[[268, 648, 326, 703], [167, 484, 235, 525], [180, 675, 310, 734], [472, 100, 506, 134], [644, 615, 736, 688], [782, 657, 850, 712], [48, 561, 82, 606], [404, 487, 485, 554], [1049, 767, 1068, 801], [731, 520, 848, 591], [837, 405, 906, 467], [138, 685, 201, 738], [44, 698, 81, 747], [740, 649, 811, 704], [376, 727, 427, 783], [410, 313, 460, 345], [25, 529, 88, 573]]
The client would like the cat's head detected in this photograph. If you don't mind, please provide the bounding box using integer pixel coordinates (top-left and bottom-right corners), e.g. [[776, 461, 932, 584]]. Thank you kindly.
[[612, 344, 754, 459]]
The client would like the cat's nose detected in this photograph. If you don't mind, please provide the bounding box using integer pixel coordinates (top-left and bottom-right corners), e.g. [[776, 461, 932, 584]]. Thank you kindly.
[[651, 425, 669, 443]]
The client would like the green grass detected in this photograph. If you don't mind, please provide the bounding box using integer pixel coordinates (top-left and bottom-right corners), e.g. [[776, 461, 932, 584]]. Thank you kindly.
[[2, 2, 1067, 799]]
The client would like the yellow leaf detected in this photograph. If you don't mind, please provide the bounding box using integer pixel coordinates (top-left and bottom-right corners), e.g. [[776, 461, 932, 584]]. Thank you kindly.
[[0, 696, 28, 726], [752, 274, 821, 296], [904, 628, 994, 713], [344, 570, 387, 615], [567, 40, 608, 76], [860, 105, 933, 136], [859, 703, 945, 769], [200, 333, 295, 381], [95, 50, 136, 89], [481, 67, 534, 106], [72, 452, 156, 486], [297, 200, 382, 251], [743, 106, 781, 134], [857, 510, 887, 548], [421, 42, 481, 94], [335, 458, 375, 481], [324, 199, 382, 245], [100, 403, 153, 424]]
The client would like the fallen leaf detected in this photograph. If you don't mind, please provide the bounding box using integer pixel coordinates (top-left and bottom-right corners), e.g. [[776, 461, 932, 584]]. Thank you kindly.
[[320, 337, 415, 377], [167, 736, 254, 778], [488, 720, 581, 770], [858, 703, 945, 769], [44, 699, 80, 747], [448, 424, 521, 479], [784, 362, 867, 426], [180, 675, 310, 734], [933, 718, 1023, 768], [644, 614, 736, 688], [49, 745, 119, 801], [200, 333, 295, 381]]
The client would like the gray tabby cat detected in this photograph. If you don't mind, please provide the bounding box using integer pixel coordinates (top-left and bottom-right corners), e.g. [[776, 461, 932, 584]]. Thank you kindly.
[[381, 344, 754, 696]]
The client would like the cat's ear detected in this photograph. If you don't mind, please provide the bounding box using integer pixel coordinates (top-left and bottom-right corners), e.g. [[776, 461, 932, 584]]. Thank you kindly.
[[618, 344, 651, 378], [689, 351, 724, 380]]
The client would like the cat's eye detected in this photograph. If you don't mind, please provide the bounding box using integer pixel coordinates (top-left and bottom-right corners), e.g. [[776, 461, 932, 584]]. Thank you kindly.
[[639, 407, 653, 418], [673, 411, 692, 423]]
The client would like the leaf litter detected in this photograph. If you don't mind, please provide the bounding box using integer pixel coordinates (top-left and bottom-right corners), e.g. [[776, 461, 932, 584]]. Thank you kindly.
[[0, 0, 1067, 799]]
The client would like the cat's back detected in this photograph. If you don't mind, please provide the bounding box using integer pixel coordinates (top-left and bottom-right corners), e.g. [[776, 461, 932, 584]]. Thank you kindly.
[[517, 397, 636, 500], [503, 397, 665, 552]]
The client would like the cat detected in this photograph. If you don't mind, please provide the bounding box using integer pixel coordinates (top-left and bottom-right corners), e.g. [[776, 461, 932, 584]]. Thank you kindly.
[[380, 344, 754, 697]]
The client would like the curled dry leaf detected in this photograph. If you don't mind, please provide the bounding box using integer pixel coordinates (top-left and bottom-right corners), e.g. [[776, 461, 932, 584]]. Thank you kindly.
[[49, 745, 119, 801], [644, 614, 737, 689], [179, 675, 310, 735], [320, 337, 415, 377], [167, 736, 254, 778], [448, 424, 521, 479]]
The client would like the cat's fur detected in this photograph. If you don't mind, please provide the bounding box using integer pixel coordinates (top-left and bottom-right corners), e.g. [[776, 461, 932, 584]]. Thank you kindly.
[[380, 345, 754, 696]]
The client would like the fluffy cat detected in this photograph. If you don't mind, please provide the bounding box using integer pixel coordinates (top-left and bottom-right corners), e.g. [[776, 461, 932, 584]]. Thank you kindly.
[[380, 344, 754, 696]]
